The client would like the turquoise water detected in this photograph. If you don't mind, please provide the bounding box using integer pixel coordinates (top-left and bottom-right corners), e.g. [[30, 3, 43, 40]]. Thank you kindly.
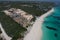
[[42, 7, 60, 40]]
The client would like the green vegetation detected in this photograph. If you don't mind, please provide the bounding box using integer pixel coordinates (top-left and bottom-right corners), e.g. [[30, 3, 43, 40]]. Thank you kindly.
[[0, 2, 55, 40], [0, 12, 27, 40], [0, 29, 2, 34], [9, 2, 55, 16], [0, 2, 55, 16]]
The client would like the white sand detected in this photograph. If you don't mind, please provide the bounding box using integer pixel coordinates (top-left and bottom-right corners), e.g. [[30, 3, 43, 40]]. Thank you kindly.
[[23, 8, 54, 40], [0, 23, 12, 40]]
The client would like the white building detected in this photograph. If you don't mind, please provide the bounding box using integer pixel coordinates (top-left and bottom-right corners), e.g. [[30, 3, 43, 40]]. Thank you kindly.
[[4, 8, 33, 27]]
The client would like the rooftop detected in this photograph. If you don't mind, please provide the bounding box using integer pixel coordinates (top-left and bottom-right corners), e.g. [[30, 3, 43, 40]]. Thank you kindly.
[[4, 8, 33, 27]]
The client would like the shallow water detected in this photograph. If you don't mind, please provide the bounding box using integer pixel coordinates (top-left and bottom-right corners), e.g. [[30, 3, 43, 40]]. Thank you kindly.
[[42, 6, 60, 40]]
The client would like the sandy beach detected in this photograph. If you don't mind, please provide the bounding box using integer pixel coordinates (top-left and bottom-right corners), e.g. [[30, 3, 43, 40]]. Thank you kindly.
[[23, 8, 54, 40]]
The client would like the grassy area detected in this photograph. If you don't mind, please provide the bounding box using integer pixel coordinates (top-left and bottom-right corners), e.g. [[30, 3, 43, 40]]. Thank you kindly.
[[0, 12, 27, 40]]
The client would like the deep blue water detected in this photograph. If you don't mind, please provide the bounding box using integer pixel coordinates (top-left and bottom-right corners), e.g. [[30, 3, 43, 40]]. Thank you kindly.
[[42, 6, 60, 40]]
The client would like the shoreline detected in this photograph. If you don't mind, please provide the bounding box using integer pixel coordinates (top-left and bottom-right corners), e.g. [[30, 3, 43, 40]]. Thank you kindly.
[[23, 8, 54, 40]]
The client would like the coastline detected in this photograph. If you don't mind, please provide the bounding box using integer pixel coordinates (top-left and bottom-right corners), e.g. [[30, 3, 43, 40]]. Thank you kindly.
[[23, 8, 54, 40]]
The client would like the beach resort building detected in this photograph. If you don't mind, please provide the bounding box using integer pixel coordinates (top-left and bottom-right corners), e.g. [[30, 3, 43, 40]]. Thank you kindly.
[[4, 8, 33, 27]]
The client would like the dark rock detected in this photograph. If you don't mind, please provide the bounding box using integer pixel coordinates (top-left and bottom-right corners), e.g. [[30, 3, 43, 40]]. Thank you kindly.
[[55, 33, 58, 37], [46, 26, 57, 31]]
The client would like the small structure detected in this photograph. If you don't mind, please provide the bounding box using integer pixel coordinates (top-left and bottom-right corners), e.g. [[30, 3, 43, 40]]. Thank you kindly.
[[4, 8, 33, 27]]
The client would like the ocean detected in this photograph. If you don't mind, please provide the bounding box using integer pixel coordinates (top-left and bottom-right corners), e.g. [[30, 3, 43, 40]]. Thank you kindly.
[[42, 6, 60, 40]]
